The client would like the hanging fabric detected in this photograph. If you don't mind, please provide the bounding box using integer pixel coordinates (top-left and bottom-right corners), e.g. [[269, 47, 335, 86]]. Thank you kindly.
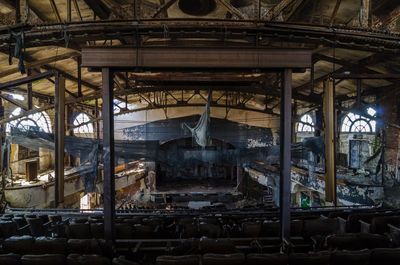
[[8, 31, 26, 74], [184, 90, 212, 148]]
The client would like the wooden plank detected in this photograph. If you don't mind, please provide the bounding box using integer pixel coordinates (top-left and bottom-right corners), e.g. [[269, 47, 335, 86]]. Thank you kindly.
[[82, 47, 312, 69]]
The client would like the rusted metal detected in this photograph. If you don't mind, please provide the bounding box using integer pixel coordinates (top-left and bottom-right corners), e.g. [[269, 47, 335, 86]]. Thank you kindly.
[[332, 73, 400, 79], [0, 71, 54, 90], [27, 68, 33, 110], [55, 73, 65, 206], [323, 79, 336, 204], [81, 47, 312, 69], [102, 68, 116, 242], [280, 69, 292, 243]]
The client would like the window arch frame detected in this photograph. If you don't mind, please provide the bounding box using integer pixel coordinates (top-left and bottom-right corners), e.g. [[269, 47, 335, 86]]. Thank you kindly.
[[73, 112, 95, 136], [296, 114, 315, 133], [7, 108, 52, 134], [340, 110, 376, 133]]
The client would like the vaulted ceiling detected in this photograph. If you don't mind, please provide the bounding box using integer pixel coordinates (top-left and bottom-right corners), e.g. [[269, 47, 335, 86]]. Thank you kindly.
[[0, 0, 399, 121]]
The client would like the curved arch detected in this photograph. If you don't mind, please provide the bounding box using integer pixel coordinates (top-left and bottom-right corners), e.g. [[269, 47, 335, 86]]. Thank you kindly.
[[73, 112, 94, 136], [7, 108, 52, 133], [340, 110, 376, 133], [296, 114, 314, 132]]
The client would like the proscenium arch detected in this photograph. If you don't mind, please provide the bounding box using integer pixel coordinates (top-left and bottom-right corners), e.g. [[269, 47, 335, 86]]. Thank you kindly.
[[85, 47, 305, 242]]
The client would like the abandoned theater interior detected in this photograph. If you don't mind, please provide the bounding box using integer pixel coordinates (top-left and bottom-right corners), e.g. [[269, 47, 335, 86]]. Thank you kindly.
[[2, 0, 400, 264]]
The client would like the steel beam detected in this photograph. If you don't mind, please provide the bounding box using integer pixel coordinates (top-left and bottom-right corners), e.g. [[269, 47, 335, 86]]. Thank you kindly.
[[102, 68, 115, 242], [280, 69, 292, 245], [82, 47, 312, 69], [332, 73, 400, 80], [323, 79, 336, 204], [55, 73, 65, 207], [0, 71, 54, 90]]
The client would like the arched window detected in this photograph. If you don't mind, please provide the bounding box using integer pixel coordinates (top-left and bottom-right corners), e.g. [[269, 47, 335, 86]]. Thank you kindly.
[[113, 99, 135, 114], [296, 114, 315, 132], [341, 109, 376, 133], [73, 113, 94, 135], [7, 108, 52, 133]]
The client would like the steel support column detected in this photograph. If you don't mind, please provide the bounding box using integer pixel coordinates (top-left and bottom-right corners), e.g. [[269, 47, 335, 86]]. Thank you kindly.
[[102, 68, 115, 242], [55, 73, 65, 206], [27, 69, 33, 110], [77, 56, 82, 97], [323, 79, 336, 204], [280, 69, 292, 244]]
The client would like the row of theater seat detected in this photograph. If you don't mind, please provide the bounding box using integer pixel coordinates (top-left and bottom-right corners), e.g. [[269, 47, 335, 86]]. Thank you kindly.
[[1, 237, 111, 256], [0, 254, 138, 265], [1, 210, 399, 240], [156, 248, 400, 265]]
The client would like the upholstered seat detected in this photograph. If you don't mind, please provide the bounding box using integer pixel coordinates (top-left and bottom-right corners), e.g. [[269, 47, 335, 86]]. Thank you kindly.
[[156, 255, 200, 265], [3, 236, 35, 255], [67, 239, 102, 255], [199, 223, 221, 238], [33, 237, 67, 255], [67, 223, 92, 239], [199, 238, 237, 254], [66, 254, 110, 265], [330, 250, 370, 265], [115, 223, 134, 239], [26, 218, 46, 237], [241, 222, 261, 238], [246, 253, 288, 265], [370, 248, 400, 265], [0, 253, 21, 265], [21, 254, 66, 265], [0, 220, 19, 238], [202, 253, 245, 265], [289, 252, 330, 265], [112, 256, 140, 265]]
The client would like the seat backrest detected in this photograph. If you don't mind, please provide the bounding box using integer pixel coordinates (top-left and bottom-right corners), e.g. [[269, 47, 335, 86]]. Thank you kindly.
[[246, 253, 288, 265], [132, 224, 154, 239], [115, 224, 133, 239], [202, 253, 245, 265], [112, 257, 140, 265], [261, 221, 280, 237], [26, 218, 46, 237], [33, 237, 67, 255], [0, 253, 21, 265], [241, 222, 261, 238], [156, 255, 200, 265], [199, 238, 237, 254], [330, 250, 370, 265], [199, 223, 221, 238], [67, 223, 92, 239], [90, 223, 105, 239], [289, 252, 330, 265], [67, 239, 101, 255], [370, 248, 400, 265], [370, 216, 400, 234], [21, 254, 66, 265], [303, 218, 339, 238], [0, 220, 18, 238], [4, 236, 35, 255], [66, 254, 110, 265]]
